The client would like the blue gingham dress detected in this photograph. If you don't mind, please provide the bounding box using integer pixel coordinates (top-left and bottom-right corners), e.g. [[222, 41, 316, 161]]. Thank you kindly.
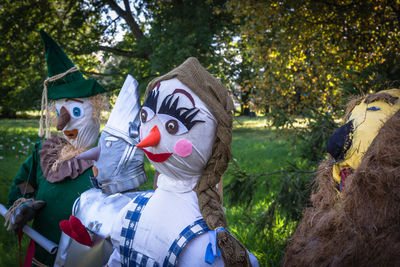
[[119, 191, 209, 267]]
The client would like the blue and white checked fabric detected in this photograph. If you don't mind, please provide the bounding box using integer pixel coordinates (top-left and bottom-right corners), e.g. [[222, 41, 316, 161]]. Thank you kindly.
[[120, 191, 156, 267], [162, 218, 209, 267]]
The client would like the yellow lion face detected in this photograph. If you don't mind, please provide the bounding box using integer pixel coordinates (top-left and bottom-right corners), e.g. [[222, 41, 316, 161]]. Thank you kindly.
[[328, 89, 400, 189]]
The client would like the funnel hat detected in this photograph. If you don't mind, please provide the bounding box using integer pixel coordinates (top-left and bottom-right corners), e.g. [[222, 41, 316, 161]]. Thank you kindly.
[[77, 75, 147, 194]]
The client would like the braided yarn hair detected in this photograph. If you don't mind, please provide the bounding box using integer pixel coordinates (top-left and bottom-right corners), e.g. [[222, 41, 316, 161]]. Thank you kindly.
[[146, 57, 251, 266]]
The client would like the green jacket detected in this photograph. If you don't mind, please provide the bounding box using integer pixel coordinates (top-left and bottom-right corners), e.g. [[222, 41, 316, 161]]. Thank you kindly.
[[7, 141, 93, 266]]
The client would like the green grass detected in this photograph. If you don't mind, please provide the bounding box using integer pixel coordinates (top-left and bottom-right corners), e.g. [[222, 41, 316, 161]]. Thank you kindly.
[[0, 119, 42, 267], [222, 117, 311, 266], [0, 117, 312, 266]]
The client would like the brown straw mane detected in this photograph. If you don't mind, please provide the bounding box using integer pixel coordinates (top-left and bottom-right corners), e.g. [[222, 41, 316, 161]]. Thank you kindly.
[[283, 103, 400, 266], [146, 57, 251, 266], [364, 92, 399, 105]]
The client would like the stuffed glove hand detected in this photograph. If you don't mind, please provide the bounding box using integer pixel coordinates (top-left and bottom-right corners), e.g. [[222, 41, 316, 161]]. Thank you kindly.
[[12, 199, 46, 234]]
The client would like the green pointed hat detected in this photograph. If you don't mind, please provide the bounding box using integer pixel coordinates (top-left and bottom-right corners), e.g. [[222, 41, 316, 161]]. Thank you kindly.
[[40, 29, 106, 100]]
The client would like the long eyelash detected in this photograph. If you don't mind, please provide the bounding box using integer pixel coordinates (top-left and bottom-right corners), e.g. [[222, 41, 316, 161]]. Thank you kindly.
[[143, 89, 159, 112], [158, 95, 205, 130]]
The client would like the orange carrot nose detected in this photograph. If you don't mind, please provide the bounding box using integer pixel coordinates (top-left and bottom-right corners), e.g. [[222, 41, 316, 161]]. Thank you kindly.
[[136, 125, 160, 148]]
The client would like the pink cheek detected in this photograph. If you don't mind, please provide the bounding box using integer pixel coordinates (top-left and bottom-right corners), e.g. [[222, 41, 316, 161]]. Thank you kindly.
[[174, 139, 192, 157]]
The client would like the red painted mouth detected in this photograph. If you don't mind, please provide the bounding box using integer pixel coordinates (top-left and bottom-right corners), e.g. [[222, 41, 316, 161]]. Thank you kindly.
[[140, 148, 173, 163], [339, 167, 353, 190]]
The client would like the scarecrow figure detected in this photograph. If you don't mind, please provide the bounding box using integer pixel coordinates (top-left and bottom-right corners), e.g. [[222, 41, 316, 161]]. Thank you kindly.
[[283, 89, 400, 266], [5, 29, 107, 267], [107, 57, 258, 266], [54, 74, 147, 267]]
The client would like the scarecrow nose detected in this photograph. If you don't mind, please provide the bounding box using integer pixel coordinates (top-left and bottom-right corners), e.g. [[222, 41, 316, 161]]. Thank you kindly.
[[326, 120, 353, 161], [136, 125, 160, 148], [57, 106, 71, 130]]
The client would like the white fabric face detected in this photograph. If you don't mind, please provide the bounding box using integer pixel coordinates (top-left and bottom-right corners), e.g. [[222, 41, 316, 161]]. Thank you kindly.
[[139, 78, 217, 192], [55, 97, 99, 149]]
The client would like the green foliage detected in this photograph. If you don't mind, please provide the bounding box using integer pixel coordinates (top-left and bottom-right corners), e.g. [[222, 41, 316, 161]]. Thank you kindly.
[[342, 52, 400, 97], [0, 0, 106, 117], [98, 0, 237, 100], [296, 111, 338, 163], [227, 0, 400, 125], [143, 0, 234, 75]]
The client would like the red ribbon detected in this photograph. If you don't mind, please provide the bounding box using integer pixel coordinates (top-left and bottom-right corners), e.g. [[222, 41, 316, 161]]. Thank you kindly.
[[24, 239, 35, 267], [17, 231, 35, 267]]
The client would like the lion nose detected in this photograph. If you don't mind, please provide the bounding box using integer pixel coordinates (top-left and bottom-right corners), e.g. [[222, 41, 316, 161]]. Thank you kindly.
[[57, 106, 71, 130], [326, 120, 353, 161]]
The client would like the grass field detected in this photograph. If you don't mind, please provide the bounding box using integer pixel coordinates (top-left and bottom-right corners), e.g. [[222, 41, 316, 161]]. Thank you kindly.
[[0, 117, 313, 266]]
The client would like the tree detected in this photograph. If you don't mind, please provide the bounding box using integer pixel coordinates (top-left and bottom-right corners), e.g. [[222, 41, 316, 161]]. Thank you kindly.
[[227, 0, 400, 125], [0, 0, 105, 117], [0, 0, 236, 117]]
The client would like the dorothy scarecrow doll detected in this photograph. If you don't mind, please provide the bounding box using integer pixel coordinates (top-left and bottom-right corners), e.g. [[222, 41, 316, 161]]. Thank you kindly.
[[5, 29, 107, 267], [107, 57, 258, 266]]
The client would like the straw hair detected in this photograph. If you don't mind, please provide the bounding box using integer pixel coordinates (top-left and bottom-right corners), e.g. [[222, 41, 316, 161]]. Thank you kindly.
[[146, 57, 250, 266], [38, 66, 79, 138]]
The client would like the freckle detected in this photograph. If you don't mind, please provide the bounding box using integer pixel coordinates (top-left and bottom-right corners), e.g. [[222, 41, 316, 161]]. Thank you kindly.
[[174, 139, 192, 157]]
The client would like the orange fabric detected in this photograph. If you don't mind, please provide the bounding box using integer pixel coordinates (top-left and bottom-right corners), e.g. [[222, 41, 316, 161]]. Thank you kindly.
[[136, 125, 160, 148]]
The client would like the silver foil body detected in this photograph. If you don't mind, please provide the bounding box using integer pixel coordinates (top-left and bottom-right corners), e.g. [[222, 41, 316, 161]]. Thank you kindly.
[[95, 131, 147, 195], [54, 188, 141, 267]]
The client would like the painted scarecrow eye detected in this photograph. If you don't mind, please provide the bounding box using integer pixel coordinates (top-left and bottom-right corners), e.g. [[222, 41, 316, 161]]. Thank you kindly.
[[72, 107, 82, 118], [140, 107, 155, 123], [166, 120, 179, 134], [366, 106, 381, 111], [157, 114, 189, 135], [56, 109, 60, 118]]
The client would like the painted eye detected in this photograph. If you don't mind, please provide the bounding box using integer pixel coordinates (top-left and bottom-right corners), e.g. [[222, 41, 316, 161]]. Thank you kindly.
[[166, 120, 179, 134], [56, 109, 60, 118], [72, 107, 82, 117], [140, 107, 155, 123], [157, 114, 189, 135], [366, 106, 381, 111], [140, 109, 147, 123]]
